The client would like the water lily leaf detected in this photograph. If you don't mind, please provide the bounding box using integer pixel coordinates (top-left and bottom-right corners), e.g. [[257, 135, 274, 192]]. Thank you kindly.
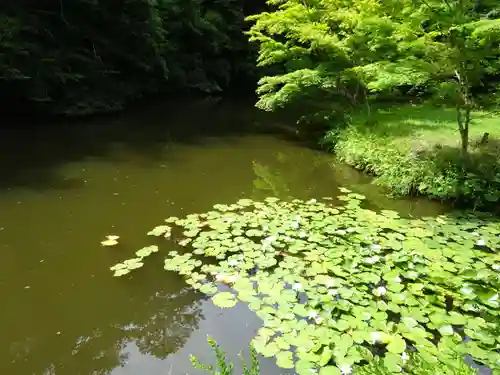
[[124, 259, 144, 269], [113, 268, 130, 276], [111, 194, 500, 372], [438, 325, 454, 336], [212, 292, 237, 308], [199, 283, 218, 295], [135, 245, 159, 258], [293, 304, 309, 317], [387, 335, 407, 354], [319, 366, 341, 375], [147, 225, 171, 236], [101, 239, 118, 246], [236, 198, 254, 207], [276, 351, 294, 369], [383, 352, 403, 372], [319, 347, 333, 366], [296, 360, 315, 375]]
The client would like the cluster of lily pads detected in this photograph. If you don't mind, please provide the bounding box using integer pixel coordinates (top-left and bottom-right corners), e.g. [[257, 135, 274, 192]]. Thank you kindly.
[[110, 245, 159, 276], [111, 189, 500, 374]]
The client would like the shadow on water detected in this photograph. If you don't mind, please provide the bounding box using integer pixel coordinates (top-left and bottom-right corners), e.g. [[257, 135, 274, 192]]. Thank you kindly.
[[0, 96, 447, 375], [0, 95, 297, 192]]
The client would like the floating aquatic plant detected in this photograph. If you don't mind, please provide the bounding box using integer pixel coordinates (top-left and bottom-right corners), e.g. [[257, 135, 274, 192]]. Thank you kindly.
[[101, 235, 120, 246], [110, 245, 158, 276], [112, 190, 500, 374]]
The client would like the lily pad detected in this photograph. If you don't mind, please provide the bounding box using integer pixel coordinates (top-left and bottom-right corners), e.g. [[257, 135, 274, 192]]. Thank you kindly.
[[212, 292, 237, 308]]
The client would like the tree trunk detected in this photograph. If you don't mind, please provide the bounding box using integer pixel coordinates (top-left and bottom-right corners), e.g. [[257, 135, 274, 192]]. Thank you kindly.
[[455, 68, 472, 158], [456, 105, 471, 158]]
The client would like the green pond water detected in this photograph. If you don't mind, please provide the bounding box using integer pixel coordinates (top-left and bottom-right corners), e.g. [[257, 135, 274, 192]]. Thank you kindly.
[[0, 97, 445, 375]]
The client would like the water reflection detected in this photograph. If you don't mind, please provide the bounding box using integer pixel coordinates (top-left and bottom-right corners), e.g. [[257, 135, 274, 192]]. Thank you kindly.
[[4, 281, 205, 375]]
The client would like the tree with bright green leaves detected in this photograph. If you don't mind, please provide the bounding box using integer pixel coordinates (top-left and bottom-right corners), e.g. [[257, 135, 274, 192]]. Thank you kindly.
[[247, 0, 500, 156]]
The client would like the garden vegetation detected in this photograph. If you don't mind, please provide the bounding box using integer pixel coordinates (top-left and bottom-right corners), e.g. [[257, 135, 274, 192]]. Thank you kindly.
[[246, 0, 500, 206]]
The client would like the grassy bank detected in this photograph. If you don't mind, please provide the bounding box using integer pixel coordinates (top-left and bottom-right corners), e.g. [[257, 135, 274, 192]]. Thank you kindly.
[[323, 103, 500, 208]]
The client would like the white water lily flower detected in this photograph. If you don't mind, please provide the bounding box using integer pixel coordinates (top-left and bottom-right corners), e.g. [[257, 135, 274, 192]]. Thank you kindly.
[[338, 364, 352, 375], [370, 331, 384, 344], [292, 283, 302, 291], [476, 239, 486, 246], [493, 264, 500, 271], [371, 244, 382, 251], [374, 286, 387, 296], [328, 289, 339, 296], [402, 352, 409, 362], [308, 310, 318, 319]]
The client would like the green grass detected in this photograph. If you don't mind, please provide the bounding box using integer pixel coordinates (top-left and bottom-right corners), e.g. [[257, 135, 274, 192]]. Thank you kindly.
[[324, 102, 500, 208]]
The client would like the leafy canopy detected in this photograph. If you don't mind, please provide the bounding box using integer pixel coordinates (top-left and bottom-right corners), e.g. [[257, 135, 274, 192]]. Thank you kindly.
[[246, 0, 500, 153], [112, 190, 500, 374]]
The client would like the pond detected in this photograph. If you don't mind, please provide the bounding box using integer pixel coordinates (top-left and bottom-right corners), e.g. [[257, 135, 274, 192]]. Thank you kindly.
[[0, 97, 445, 375]]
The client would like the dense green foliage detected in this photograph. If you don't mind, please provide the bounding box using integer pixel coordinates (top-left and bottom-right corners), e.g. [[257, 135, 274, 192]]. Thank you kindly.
[[112, 191, 500, 374], [1, 0, 261, 115], [247, 0, 500, 154], [191, 338, 478, 375], [325, 103, 500, 208]]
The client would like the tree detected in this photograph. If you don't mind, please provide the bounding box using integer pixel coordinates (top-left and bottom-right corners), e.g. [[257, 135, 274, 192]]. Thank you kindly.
[[0, 0, 261, 115], [247, 0, 500, 156]]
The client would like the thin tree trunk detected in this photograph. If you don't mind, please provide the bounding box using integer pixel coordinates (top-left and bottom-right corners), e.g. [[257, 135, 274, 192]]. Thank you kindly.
[[455, 68, 472, 158]]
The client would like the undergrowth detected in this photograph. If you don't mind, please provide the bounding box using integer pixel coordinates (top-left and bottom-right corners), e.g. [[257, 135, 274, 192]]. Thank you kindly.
[[324, 103, 500, 209]]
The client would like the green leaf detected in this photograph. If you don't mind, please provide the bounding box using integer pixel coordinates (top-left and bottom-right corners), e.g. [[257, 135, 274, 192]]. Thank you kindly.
[[147, 225, 171, 236], [319, 366, 341, 375], [438, 325, 454, 336], [276, 351, 294, 369], [212, 292, 237, 308], [387, 335, 407, 354], [113, 268, 130, 276], [199, 283, 218, 295], [135, 245, 159, 258]]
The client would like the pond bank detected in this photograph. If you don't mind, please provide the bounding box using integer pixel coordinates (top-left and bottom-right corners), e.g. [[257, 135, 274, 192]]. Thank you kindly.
[[321, 103, 500, 210]]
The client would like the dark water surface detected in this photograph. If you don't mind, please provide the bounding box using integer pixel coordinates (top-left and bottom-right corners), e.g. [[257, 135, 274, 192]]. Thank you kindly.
[[0, 97, 444, 375]]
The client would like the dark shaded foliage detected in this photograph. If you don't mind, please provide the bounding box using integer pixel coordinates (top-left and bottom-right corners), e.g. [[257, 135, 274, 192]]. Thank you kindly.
[[0, 0, 265, 115]]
